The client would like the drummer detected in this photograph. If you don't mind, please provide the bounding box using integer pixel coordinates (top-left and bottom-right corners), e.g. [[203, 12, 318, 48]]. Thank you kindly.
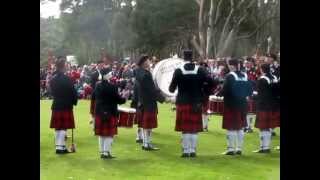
[[93, 68, 126, 159], [253, 63, 279, 153], [220, 58, 252, 155], [169, 50, 213, 158], [135, 55, 165, 151]]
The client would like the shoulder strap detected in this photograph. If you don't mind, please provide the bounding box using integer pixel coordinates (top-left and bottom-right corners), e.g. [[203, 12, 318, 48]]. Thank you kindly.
[[260, 75, 271, 84], [229, 72, 248, 81], [229, 72, 238, 81], [179, 63, 199, 75], [241, 72, 248, 81]]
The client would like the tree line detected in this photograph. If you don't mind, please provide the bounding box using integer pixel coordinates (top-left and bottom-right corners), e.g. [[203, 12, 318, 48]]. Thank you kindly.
[[40, 0, 280, 66]]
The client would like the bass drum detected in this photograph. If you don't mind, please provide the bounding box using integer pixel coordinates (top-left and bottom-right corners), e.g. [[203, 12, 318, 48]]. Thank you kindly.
[[152, 58, 184, 98]]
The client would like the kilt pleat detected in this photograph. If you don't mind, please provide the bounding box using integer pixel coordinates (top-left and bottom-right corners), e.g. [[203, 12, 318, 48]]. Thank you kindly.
[[255, 110, 280, 129], [94, 115, 118, 136], [222, 107, 246, 130], [273, 110, 280, 127], [50, 110, 75, 129], [175, 104, 203, 133], [140, 111, 158, 129]]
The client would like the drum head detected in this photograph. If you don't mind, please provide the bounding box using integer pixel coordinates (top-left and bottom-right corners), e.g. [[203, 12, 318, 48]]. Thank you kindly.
[[152, 58, 184, 97]]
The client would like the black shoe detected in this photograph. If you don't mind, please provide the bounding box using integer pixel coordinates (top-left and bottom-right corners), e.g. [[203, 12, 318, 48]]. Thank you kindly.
[[190, 152, 197, 158], [222, 151, 235, 155], [253, 149, 271, 153], [272, 132, 276, 136], [106, 152, 116, 159], [181, 153, 189, 158], [101, 152, 116, 159], [100, 154, 108, 159], [136, 139, 143, 143], [146, 144, 160, 151], [235, 151, 242, 155], [56, 149, 69, 154]]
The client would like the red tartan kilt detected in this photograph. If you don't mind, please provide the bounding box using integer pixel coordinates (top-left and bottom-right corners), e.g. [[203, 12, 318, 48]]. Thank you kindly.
[[255, 110, 280, 129], [222, 107, 247, 130], [247, 100, 256, 114], [140, 111, 158, 129], [274, 110, 280, 127], [175, 104, 203, 133], [94, 115, 118, 136], [90, 99, 95, 115], [50, 110, 75, 129], [209, 101, 224, 115], [118, 112, 135, 128]]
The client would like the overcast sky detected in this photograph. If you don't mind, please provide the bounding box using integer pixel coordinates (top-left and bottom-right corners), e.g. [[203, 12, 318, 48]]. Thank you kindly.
[[40, 0, 62, 18]]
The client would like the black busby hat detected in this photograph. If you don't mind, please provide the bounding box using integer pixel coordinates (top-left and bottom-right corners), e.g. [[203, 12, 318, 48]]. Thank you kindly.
[[137, 55, 149, 66], [183, 50, 193, 61]]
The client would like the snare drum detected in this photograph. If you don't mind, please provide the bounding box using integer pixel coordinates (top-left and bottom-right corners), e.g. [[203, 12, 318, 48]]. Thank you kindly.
[[209, 96, 224, 115], [118, 106, 136, 128]]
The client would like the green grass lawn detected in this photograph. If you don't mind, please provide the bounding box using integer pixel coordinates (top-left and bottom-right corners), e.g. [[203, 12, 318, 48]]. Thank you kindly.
[[40, 100, 280, 180]]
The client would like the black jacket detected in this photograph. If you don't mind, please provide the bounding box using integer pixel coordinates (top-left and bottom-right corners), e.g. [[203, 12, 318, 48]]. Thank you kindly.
[[256, 75, 279, 111], [50, 71, 78, 110], [135, 67, 165, 112], [221, 71, 248, 109], [169, 63, 213, 104], [94, 80, 126, 116]]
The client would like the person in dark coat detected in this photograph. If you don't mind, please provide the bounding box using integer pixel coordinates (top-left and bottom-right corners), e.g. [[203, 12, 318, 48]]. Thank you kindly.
[[94, 68, 126, 159], [135, 55, 165, 151], [89, 61, 111, 130], [169, 50, 214, 158], [49, 56, 78, 154], [253, 63, 280, 153], [220, 58, 252, 155]]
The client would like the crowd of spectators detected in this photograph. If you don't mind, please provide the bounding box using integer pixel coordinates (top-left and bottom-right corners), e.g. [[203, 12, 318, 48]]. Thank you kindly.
[[40, 53, 280, 100]]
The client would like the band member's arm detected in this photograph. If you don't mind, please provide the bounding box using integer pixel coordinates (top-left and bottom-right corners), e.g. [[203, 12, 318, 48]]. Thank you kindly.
[[113, 86, 126, 105], [201, 67, 215, 95], [169, 70, 179, 93], [67, 77, 78, 106], [143, 72, 165, 103]]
